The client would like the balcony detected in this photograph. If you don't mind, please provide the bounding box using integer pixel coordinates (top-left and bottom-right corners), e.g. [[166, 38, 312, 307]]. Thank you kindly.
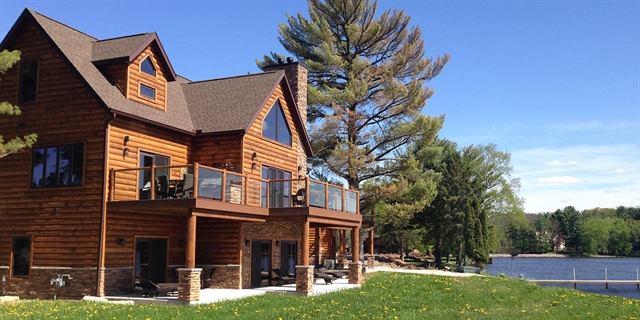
[[107, 163, 360, 226]]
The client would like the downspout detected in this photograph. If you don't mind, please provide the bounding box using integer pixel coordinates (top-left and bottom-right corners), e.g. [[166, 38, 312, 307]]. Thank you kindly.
[[97, 112, 115, 296]]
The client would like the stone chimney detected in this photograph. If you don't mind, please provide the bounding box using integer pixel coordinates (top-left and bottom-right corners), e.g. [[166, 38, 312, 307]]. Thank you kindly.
[[263, 60, 308, 125], [263, 60, 309, 178]]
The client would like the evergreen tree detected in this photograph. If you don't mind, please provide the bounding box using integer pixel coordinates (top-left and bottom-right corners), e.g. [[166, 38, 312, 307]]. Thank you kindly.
[[259, 0, 448, 192], [0, 49, 37, 158]]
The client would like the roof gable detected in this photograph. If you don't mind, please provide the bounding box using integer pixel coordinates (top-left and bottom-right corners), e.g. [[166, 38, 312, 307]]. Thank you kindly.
[[92, 32, 176, 81]]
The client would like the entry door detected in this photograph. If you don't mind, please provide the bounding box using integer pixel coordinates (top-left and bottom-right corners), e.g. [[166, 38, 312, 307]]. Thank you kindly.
[[135, 238, 168, 284], [280, 241, 297, 276], [250, 240, 271, 287]]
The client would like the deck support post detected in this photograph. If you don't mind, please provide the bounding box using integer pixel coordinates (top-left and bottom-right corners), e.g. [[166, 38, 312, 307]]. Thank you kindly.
[[349, 226, 363, 284], [296, 220, 313, 293], [337, 229, 347, 269], [186, 213, 197, 268], [368, 228, 374, 254]]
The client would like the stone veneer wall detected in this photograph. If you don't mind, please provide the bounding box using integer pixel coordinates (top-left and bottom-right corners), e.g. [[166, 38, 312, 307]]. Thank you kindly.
[[102, 267, 134, 296], [241, 220, 303, 288], [295, 265, 314, 293], [199, 264, 241, 289], [0, 266, 96, 298]]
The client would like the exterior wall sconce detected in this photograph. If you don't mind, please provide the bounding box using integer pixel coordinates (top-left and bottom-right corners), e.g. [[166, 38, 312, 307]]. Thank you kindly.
[[123, 148, 130, 156], [178, 240, 185, 247], [118, 238, 125, 246], [245, 240, 250, 246], [275, 240, 280, 247], [252, 152, 258, 160], [251, 162, 257, 171], [123, 136, 130, 145], [52, 207, 58, 214], [297, 165, 302, 172]]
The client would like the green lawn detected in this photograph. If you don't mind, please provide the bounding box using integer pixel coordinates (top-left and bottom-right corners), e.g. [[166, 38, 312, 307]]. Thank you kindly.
[[1, 272, 639, 319]]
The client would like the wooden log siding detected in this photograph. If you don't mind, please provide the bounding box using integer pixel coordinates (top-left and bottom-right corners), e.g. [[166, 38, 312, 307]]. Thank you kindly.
[[104, 211, 187, 268], [100, 63, 128, 95], [108, 119, 190, 200], [196, 219, 241, 265], [127, 47, 167, 110], [243, 83, 300, 182], [0, 19, 108, 268], [193, 135, 243, 171]]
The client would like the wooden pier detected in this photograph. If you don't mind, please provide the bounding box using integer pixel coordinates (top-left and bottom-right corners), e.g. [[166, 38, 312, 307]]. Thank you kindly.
[[531, 279, 640, 289], [530, 268, 640, 289]]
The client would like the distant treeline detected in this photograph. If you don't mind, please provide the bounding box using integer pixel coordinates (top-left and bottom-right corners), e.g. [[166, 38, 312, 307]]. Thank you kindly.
[[501, 206, 640, 256]]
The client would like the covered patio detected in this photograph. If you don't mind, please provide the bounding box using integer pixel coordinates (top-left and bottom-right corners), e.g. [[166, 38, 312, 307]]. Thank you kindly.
[[103, 277, 360, 305]]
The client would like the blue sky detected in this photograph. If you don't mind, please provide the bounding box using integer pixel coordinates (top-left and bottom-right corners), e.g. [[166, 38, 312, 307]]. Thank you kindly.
[[1, 0, 638, 213]]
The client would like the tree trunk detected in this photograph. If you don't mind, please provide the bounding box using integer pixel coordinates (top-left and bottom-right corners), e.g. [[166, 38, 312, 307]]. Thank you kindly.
[[457, 243, 464, 267]]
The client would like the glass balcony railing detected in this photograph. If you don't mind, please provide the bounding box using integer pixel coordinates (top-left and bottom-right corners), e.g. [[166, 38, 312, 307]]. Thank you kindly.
[[109, 163, 359, 214]]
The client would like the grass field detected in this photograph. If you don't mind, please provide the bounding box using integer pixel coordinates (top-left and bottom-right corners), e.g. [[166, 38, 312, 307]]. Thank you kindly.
[[1, 272, 638, 319]]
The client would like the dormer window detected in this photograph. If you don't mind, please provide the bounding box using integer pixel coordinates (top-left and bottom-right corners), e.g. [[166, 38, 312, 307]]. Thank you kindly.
[[262, 100, 291, 146], [140, 84, 155, 100], [141, 57, 156, 77]]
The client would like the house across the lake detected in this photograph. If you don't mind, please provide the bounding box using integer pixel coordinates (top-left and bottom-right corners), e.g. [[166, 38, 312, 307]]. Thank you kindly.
[[0, 8, 371, 302]]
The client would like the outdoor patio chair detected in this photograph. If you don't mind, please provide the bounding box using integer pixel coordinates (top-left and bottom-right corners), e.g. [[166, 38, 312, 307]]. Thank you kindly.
[[202, 267, 216, 289], [272, 268, 296, 286], [314, 270, 337, 284], [316, 266, 348, 278], [176, 173, 194, 198], [136, 279, 178, 297]]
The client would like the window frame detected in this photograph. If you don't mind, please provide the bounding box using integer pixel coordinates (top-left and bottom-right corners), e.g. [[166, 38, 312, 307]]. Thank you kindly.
[[138, 151, 170, 199], [31, 143, 85, 188], [261, 165, 292, 207], [18, 60, 39, 103], [139, 83, 156, 100], [140, 56, 156, 77], [262, 99, 292, 147], [11, 236, 33, 280]]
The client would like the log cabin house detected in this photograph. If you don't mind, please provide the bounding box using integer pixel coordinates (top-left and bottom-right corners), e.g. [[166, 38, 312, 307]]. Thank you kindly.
[[0, 8, 367, 302]]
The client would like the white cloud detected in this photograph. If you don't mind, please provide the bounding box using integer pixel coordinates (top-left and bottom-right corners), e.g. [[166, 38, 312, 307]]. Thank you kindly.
[[536, 176, 584, 184], [510, 144, 640, 212]]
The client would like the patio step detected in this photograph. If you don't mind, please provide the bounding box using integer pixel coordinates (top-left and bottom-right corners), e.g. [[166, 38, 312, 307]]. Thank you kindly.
[[0, 296, 20, 304]]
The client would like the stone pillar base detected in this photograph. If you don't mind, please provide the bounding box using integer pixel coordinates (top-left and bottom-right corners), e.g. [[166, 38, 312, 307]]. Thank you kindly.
[[97, 268, 105, 297], [367, 255, 375, 270], [348, 262, 363, 285], [295, 265, 314, 293], [178, 268, 202, 302]]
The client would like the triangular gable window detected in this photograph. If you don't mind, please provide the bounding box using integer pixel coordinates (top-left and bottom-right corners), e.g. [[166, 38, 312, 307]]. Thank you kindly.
[[262, 100, 292, 146], [141, 57, 156, 76]]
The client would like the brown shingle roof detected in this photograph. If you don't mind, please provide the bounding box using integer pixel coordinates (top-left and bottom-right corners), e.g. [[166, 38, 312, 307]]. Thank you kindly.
[[1, 8, 312, 155], [92, 33, 154, 63], [184, 71, 284, 133]]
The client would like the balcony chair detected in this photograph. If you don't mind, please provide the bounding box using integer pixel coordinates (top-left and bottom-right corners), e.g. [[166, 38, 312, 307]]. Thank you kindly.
[[292, 188, 306, 207], [176, 173, 194, 198], [156, 175, 170, 199]]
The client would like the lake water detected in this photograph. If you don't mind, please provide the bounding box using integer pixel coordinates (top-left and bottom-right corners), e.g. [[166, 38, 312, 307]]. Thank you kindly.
[[485, 257, 640, 300]]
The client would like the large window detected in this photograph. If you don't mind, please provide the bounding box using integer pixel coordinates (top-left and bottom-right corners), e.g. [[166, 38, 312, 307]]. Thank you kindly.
[[12, 236, 32, 279], [262, 100, 291, 146], [32, 144, 84, 188], [261, 166, 291, 207], [19, 61, 38, 103]]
